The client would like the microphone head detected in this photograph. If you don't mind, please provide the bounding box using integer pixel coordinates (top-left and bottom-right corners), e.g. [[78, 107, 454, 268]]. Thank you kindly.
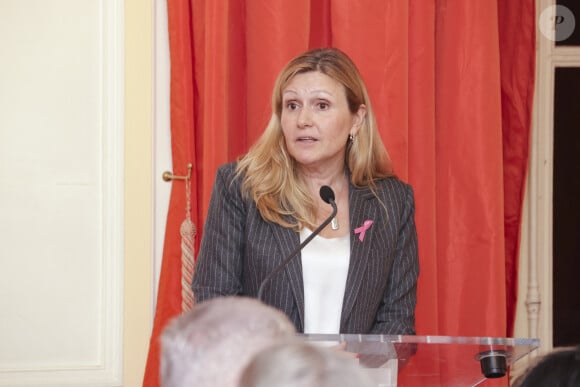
[[319, 185, 335, 204]]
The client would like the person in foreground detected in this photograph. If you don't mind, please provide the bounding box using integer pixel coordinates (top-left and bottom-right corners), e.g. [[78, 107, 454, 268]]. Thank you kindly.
[[239, 340, 376, 387], [193, 47, 419, 335], [159, 296, 296, 387], [512, 344, 580, 387]]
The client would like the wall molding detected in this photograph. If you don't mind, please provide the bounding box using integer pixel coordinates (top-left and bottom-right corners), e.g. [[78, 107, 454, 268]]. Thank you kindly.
[[516, 0, 580, 361]]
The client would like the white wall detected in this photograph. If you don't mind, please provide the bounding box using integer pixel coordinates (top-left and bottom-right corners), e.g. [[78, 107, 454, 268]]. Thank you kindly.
[[0, 0, 126, 385]]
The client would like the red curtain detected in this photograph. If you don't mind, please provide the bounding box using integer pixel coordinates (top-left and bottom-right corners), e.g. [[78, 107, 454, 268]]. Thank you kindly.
[[143, 1, 535, 385]]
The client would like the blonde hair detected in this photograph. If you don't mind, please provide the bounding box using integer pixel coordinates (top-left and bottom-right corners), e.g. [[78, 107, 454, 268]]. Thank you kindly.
[[236, 47, 393, 231]]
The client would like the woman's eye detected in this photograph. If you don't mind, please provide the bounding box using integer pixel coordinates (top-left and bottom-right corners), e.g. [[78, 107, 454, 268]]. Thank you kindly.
[[317, 102, 329, 110], [286, 102, 299, 110]]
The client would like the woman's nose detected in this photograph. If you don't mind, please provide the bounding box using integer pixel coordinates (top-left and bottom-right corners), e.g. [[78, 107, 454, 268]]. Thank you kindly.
[[297, 107, 312, 128]]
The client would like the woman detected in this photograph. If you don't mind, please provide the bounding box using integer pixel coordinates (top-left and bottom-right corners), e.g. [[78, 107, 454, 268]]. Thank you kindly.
[[192, 47, 419, 335]]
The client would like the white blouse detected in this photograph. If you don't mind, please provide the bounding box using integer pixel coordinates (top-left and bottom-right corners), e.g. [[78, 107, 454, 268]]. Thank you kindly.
[[300, 228, 350, 334]]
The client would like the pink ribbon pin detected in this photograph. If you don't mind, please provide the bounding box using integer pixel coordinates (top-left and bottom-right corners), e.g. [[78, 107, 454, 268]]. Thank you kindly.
[[354, 220, 374, 242]]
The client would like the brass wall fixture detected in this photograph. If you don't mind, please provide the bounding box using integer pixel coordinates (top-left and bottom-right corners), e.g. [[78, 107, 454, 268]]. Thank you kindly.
[[162, 163, 192, 182]]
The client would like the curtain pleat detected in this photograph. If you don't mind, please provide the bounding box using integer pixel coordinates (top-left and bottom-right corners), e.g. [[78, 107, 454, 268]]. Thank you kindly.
[[407, 0, 438, 337], [497, 0, 535, 336], [143, 1, 535, 385], [435, 0, 507, 337]]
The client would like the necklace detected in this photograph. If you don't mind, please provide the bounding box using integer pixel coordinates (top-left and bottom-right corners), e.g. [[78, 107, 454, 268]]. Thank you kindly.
[[315, 175, 346, 231], [331, 217, 339, 230], [329, 180, 345, 231]]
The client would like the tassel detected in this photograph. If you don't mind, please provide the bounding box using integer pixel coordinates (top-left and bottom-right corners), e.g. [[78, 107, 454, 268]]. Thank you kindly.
[[180, 171, 196, 312]]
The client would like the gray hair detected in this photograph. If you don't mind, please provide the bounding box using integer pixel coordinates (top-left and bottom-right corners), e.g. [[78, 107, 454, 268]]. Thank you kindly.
[[160, 296, 296, 387], [239, 340, 376, 387]]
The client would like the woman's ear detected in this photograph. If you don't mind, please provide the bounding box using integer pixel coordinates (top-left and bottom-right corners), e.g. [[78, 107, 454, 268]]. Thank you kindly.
[[351, 104, 367, 136]]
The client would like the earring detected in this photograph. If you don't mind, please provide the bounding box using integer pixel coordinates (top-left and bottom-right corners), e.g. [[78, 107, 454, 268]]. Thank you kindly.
[[348, 133, 354, 142]]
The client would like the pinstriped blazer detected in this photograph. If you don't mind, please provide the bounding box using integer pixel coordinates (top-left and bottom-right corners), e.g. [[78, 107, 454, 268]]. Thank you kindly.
[[192, 162, 419, 334]]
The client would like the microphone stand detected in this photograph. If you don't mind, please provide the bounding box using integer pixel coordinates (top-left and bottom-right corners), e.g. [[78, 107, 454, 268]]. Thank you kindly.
[[257, 196, 337, 301]]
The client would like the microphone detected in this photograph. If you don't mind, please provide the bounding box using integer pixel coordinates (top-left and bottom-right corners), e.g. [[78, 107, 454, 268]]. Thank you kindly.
[[319, 185, 336, 206], [257, 185, 338, 301]]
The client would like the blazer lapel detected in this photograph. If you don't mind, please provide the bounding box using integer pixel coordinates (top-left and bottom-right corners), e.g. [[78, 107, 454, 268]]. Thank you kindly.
[[341, 185, 379, 329], [268, 220, 305, 329]]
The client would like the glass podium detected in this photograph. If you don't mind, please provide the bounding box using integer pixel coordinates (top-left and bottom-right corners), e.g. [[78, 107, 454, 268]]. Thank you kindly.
[[299, 334, 540, 386]]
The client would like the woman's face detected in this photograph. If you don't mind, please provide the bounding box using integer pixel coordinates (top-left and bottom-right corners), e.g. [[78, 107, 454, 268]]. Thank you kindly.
[[280, 71, 365, 173]]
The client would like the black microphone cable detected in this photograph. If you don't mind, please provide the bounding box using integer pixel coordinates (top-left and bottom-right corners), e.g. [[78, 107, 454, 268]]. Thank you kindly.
[[257, 185, 338, 301]]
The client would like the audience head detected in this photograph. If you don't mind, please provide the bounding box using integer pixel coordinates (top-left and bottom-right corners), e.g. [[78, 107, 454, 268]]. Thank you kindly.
[[239, 340, 376, 387], [160, 296, 296, 387], [513, 345, 580, 387]]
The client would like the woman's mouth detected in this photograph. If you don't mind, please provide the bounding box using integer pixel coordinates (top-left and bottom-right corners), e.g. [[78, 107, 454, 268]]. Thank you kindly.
[[297, 136, 317, 142]]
